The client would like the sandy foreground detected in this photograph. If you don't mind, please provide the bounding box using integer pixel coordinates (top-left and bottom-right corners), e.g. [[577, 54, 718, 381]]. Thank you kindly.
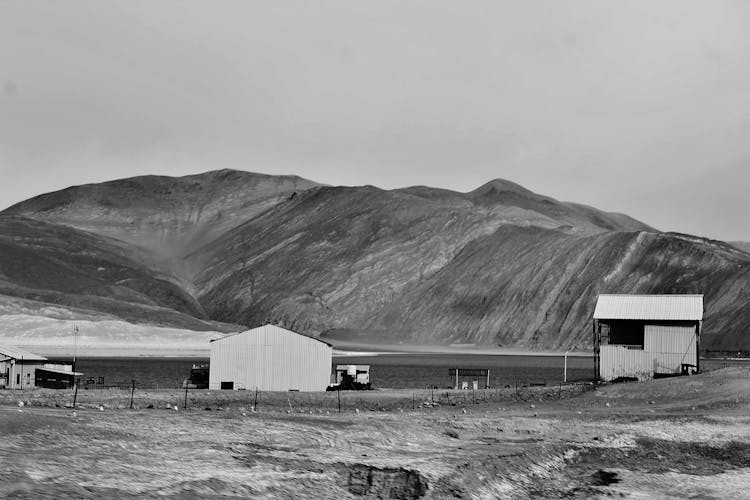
[[2, 367, 750, 499]]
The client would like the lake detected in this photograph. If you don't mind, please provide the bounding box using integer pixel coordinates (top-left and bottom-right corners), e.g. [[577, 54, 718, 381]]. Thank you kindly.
[[52, 353, 593, 390]]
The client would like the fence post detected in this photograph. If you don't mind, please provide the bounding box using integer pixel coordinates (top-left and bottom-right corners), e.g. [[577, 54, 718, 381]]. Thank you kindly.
[[337, 388, 341, 413], [184, 383, 189, 410], [130, 379, 135, 409], [254, 387, 259, 411], [72, 380, 79, 408]]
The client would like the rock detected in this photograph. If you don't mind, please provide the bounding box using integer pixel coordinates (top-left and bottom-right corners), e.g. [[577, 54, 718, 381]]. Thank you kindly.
[[346, 463, 428, 498], [444, 429, 460, 439], [529, 404, 535, 409], [98, 406, 104, 412]]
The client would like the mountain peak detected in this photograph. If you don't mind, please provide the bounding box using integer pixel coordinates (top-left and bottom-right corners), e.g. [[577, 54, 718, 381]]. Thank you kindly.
[[468, 178, 536, 198]]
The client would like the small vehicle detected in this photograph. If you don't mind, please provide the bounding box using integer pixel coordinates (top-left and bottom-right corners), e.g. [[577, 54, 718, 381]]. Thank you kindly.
[[182, 364, 209, 389]]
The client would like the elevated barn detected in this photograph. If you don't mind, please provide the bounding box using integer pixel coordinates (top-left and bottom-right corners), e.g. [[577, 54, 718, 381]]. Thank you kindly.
[[593, 294, 703, 381], [209, 324, 332, 391]]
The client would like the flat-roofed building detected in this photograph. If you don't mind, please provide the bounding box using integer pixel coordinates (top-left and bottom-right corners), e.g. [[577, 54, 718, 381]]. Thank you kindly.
[[0, 346, 47, 389]]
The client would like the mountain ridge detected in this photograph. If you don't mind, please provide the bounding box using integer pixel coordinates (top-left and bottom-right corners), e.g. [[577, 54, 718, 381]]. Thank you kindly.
[[1, 169, 748, 351]]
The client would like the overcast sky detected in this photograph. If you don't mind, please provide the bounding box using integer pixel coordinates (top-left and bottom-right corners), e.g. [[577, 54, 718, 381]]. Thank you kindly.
[[1, 1, 749, 241]]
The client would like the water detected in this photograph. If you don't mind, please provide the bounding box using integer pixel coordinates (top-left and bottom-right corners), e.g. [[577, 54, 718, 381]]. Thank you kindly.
[[51, 357, 209, 389], [52, 354, 593, 389]]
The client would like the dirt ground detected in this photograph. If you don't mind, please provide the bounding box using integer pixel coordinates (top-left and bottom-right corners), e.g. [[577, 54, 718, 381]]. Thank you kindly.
[[1, 368, 749, 499]]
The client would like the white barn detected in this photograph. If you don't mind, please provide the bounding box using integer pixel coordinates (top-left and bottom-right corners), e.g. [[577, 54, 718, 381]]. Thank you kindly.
[[593, 294, 703, 381], [209, 324, 332, 391]]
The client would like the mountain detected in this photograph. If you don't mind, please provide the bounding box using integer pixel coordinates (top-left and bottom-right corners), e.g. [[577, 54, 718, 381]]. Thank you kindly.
[[3, 169, 319, 260], [2, 169, 749, 352], [0, 215, 235, 333]]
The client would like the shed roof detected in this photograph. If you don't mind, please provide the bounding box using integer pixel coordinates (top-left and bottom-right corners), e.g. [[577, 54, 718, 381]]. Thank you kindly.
[[0, 346, 48, 361], [210, 324, 333, 347], [593, 294, 703, 321], [37, 367, 84, 376]]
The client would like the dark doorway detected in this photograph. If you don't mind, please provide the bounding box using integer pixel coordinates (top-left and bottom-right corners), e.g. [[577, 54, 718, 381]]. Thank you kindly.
[[220, 381, 234, 390]]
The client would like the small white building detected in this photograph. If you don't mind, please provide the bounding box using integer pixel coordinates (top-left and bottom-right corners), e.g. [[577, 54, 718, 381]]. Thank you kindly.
[[0, 346, 47, 389], [593, 294, 703, 381], [209, 324, 332, 391], [0, 346, 82, 389]]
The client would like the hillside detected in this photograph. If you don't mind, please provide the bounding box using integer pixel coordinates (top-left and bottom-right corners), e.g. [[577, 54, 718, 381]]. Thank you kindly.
[[0, 215, 236, 334], [3, 169, 320, 260], [2, 169, 749, 351]]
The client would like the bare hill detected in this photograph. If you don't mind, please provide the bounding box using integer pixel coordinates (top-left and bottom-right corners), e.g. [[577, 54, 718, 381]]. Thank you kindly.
[[0, 215, 236, 333], [3, 169, 320, 259], [2, 169, 749, 351]]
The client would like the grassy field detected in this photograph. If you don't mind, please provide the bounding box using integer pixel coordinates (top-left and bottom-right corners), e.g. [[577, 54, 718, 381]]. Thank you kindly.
[[2, 368, 750, 499]]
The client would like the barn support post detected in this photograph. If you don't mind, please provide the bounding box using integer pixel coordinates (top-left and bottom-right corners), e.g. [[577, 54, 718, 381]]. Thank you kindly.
[[593, 319, 600, 381], [696, 320, 702, 373]]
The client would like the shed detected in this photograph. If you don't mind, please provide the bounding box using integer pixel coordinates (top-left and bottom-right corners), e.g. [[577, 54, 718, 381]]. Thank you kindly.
[[593, 294, 703, 381], [0, 346, 47, 389], [209, 324, 333, 391]]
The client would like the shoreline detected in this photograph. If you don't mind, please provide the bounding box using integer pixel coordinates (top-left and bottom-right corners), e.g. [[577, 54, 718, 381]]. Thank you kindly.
[[9, 342, 593, 358]]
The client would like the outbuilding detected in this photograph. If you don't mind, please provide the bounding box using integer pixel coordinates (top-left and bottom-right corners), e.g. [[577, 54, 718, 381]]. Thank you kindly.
[[593, 294, 703, 381], [209, 324, 333, 391], [0, 346, 47, 389], [0, 346, 82, 389]]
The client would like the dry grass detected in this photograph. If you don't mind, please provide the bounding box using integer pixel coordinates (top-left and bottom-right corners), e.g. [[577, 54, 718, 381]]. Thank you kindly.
[[2, 369, 750, 499]]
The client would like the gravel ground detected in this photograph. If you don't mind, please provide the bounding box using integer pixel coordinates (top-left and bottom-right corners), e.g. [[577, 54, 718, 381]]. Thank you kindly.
[[1, 368, 749, 499]]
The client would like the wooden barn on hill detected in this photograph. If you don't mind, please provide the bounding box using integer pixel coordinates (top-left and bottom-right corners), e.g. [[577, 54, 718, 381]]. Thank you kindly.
[[593, 294, 703, 381], [209, 324, 332, 391]]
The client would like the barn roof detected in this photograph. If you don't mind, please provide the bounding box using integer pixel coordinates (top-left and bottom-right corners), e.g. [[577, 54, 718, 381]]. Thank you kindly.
[[0, 346, 48, 361], [210, 324, 333, 347], [593, 294, 703, 321]]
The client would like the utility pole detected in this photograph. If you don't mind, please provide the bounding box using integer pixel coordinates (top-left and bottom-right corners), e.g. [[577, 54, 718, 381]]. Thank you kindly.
[[73, 324, 78, 373]]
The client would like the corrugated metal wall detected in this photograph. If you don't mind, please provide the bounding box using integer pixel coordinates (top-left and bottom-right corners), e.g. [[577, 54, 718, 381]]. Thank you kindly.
[[644, 324, 696, 374], [209, 325, 332, 391], [599, 324, 697, 381]]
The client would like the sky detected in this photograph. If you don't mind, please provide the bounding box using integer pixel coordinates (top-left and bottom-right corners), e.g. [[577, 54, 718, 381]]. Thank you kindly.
[[1, 1, 749, 241]]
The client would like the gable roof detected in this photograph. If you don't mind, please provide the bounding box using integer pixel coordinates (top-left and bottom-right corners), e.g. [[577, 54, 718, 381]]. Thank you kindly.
[[210, 324, 333, 347], [593, 294, 703, 321], [0, 346, 48, 361]]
